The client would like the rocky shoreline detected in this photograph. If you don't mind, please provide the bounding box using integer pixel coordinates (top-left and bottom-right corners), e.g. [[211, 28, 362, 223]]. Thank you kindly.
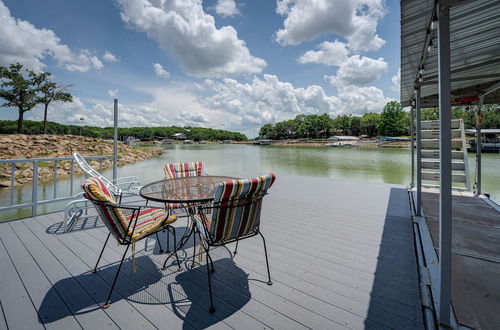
[[0, 135, 161, 187]]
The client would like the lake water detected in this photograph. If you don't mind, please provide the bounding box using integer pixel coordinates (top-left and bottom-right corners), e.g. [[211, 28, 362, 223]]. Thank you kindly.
[[1, 144, 499, 220]]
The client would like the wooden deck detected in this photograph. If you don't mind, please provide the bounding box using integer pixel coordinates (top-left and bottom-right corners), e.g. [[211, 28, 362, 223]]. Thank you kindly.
[[0, 176, 424, 329]]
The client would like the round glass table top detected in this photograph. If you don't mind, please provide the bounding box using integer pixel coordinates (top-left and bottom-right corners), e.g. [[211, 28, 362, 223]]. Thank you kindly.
[[139, 176, 239, 203]]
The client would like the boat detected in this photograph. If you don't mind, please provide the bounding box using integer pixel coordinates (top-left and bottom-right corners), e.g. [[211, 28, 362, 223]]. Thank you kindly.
[[467, 129, 500, 152]]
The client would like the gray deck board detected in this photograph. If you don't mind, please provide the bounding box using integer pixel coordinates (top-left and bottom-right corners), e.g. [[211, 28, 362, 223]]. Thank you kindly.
[[0, 175, 424, 329]]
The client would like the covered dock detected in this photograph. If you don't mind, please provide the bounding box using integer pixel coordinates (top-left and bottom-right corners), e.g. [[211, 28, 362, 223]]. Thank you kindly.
[[401, 0, 500, 327]]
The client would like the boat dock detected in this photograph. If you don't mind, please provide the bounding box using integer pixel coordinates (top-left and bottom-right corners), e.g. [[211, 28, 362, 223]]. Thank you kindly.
[[0, 176, 424, 329]]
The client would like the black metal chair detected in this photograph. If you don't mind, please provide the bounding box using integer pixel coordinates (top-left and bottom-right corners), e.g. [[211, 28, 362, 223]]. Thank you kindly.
[[81, 177, 181, 308], [190, 173, 276, 313]]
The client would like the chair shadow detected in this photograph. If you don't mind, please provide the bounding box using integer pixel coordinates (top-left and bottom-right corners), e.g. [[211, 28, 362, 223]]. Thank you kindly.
[[46, 215, 104, 235], [170, 258, 251, 329], [38, 255, 163, 323]]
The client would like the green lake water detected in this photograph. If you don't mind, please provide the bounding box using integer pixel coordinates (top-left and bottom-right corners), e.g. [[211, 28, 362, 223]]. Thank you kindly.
[[1, 144, 499, 221]]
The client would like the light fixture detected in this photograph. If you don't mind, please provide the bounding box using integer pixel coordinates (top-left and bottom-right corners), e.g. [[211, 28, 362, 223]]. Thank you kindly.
[[418, 74, 424, 83], [419, 66, 425, 75], [430, 14, 439, 30], [427, 39, 434, 53]]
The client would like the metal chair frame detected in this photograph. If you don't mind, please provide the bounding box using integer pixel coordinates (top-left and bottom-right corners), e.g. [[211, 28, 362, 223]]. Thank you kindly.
[[193, 194, 272, 313], [85, 196, 181, 309]]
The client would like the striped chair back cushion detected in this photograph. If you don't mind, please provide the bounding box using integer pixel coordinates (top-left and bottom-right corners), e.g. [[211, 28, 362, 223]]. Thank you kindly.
[[82, 177, 129, 241], [163, 162, 205, 178], [208, 173, 276, 243]]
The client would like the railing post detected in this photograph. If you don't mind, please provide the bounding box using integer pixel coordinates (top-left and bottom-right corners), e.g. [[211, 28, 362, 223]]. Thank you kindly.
[[70, 159, 74, 196], [410, 106, 415, 188], [53, 160, 58, 199], [10, 161, 15, 205], [32, 161, 39, 217], [113, 98, 118, 182], [475, 96, 484, 195], [438, 3, 452, 327], [416, 89, 422, 216]]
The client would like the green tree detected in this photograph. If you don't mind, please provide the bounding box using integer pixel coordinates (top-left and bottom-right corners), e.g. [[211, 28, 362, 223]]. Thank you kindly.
[[360, 112, 380, 136], [0, 63, 38, 133], [32, 72, 73, 134], [378, 101, 406, 136], [349, 116, 361, 136]]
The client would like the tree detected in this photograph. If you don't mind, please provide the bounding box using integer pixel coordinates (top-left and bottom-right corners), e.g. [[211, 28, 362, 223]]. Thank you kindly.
[[378, 101, 406, 136], [32, 72, 73, 134], [360, 112, 380, 136], [0, 63, 38, 133]]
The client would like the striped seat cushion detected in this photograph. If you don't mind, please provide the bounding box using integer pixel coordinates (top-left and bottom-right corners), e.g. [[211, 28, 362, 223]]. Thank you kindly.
[[163, 162, 205, 210], [83, 177, 177, 242], [126, 208, 177, 241], [205, 173, 276, 243], [163, 162, 205, 178], [193, 213, 212, 237], [82, 177, 130, 240]]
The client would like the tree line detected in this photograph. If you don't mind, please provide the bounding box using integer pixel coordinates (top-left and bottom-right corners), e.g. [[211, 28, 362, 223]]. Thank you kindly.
[[0, 63, 73, 134], [0, 119, 248, 141], [259, 101, 500, 139]]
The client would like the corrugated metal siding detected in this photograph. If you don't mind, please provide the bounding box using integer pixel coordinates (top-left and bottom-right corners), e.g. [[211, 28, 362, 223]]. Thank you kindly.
[[400, 0, 500, 107]]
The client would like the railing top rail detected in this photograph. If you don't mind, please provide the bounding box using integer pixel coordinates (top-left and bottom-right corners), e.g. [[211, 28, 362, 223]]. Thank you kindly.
[[0, 155, 113, 164]]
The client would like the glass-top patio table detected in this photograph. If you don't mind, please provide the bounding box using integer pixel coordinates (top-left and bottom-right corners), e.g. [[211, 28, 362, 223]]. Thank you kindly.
[[139, 176, 239, 204], [139, 175, 239, 270]]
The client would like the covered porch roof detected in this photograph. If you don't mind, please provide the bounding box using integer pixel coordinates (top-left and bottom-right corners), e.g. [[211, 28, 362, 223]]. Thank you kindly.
[[400, 0, 500, 108]]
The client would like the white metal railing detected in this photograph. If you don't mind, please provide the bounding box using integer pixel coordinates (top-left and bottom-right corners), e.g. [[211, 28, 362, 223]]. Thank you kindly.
[[0, 155, 112, 219]]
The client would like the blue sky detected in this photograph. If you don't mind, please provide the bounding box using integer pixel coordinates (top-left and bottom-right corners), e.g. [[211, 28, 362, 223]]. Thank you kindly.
[[0, 0, 400, 137]]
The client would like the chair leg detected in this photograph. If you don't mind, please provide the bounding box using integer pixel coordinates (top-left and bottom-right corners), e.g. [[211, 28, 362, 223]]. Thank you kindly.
[[92, 232, 111, 273], [168, 226, 182, 271], [155, 232, 164, 254], [259, 232, 273, 286], [166, 229, 170, 253], [205, 247, 216, 313], [103, 243, 131, 309], [233, 239, 239, 255], [206, 250, 215, 274], [191, 229, 197, 269]]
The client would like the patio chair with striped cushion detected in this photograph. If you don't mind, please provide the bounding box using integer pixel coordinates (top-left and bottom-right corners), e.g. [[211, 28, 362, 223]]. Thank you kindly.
[[82, 177, 181, 309], [190, 173, 276, 313], [162, 161, 206, 210]]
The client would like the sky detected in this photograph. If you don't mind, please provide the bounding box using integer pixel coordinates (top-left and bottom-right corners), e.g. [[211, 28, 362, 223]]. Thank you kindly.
[[0, 0, 401, 138]]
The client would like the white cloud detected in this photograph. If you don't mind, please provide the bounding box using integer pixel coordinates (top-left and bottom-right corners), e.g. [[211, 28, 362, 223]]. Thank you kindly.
[[153, 62, 170, 78], [176, 110, 209, 127], [103, 51, 119, 63], [391, 68, 400, 93], [215, 0, 240, 17], [324, 55, 388, 86], [0, 1, 104, 72], [275, 0, 386, 51], [298, 40, 349, 66], [335, 85, 392, 114], [204, 75, 342, 128], [108, 89, 119, 98], [116, 0, 266, 78]]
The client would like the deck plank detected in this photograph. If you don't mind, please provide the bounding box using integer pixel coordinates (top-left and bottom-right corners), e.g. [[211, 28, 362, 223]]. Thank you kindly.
[[0, 223, 82, 330], [0, 176, 424, 329], [0, 238, 45, 330], [9, 220, 119, 330]]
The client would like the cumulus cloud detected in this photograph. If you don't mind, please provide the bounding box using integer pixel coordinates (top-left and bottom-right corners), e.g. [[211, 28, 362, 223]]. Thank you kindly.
[[275, 0, 386, 52], [108, 89, 119, 98], [324, 55, 388, 86], [298, 40, 349, 66], [116, 0, 266, 77], [336, 85, 392, 114], [215, 0, 240, 17], [176, 110, 209, 127], [103, 51, 119, 63], [0, 1, 104, 72], [391, 68, 400, 92], [153, 62, 170, 78], [204, 74, 342, 127]]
